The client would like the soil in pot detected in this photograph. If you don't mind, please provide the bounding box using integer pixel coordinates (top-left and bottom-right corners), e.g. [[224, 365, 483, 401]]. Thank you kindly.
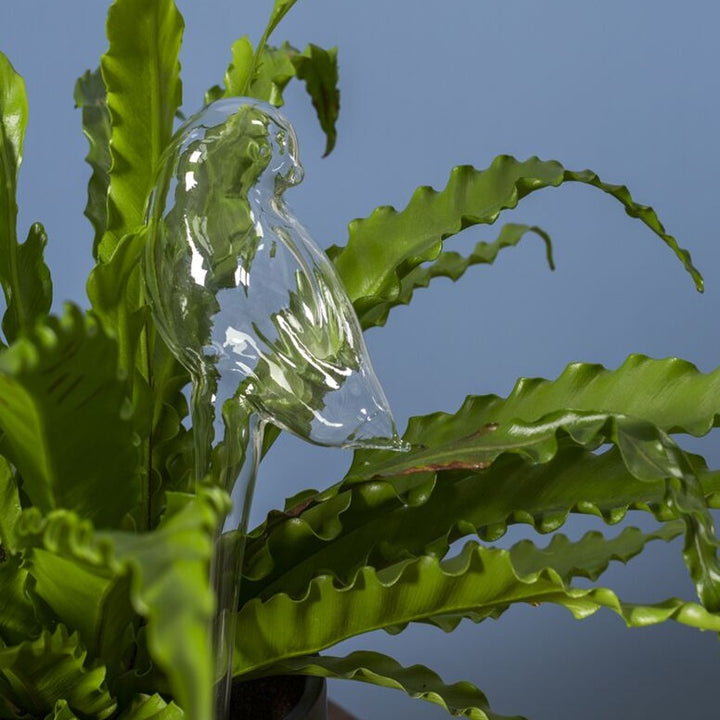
[[229, 675, 324, 720]]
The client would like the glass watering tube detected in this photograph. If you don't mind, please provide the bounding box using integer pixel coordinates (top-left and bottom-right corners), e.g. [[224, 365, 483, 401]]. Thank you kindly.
[[144, 98, 406, 720]]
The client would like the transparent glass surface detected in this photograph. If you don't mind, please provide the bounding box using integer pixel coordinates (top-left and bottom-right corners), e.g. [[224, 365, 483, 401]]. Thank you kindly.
[[144, 97, 404, 460], [143, 98, 406, 720]]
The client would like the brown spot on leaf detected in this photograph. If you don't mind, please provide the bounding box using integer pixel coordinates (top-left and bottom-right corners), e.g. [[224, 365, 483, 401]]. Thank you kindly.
[[284, 498, 314, 517], [382, 459, 491, 477], [465, 422, 499, 440]]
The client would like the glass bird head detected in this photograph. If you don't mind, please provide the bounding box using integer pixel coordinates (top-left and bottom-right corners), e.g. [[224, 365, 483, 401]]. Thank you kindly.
[[144, 98, 403, 450]]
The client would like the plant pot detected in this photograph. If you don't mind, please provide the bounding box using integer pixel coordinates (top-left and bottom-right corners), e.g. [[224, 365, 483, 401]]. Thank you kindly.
[[229, 675, 327, 719]]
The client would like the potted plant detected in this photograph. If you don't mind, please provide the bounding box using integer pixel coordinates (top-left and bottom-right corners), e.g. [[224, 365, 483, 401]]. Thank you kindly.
[[1, 1, 718, 719]]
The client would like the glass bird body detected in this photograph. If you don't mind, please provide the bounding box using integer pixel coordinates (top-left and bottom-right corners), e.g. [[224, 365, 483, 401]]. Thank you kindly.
[[144, 98, 405, 720]]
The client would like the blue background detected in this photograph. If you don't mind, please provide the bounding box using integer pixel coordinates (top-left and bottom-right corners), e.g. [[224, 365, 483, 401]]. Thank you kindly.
[[2, 1, 719, 717]]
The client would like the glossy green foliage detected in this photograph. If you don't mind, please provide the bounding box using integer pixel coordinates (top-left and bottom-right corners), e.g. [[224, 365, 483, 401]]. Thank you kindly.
[[49, 701, 82, 720], [206, 0, 339, 154], [235, 524, 719, 675], [0, 553, 40, 645], [87, 230, 148, 378], [329, 157, 702, 329], [17, 517, 135, 677], [115, 696, 183, 720], [212, 37, 340, 156], [331, 222, 553, 329], [211, 37, 293, 104], [87, 228, 193, 525], [0, 0, 718, 718], [0, 456, 20, 551], [220, 37, 255, 98], [229, 0, 299, 101], [267, 652, 524, 720], [0, 52, 52, 345], [264, 0, 299, 40], [393, 353, 720, 438], [74, 69, 112, 256], [0, 626, 116, 720], [293, 44, 339, 156], [15, 487, 229, 720], [90, 0, 190, 538], [0, 460, 39, 648], [0, 306, 138, 528], [106, 487, 230, 720], [1, 222, 52, 343], [243, 448, 720, 604], [0, 52, 26, 310], [242, 356, 720, 600], [100, 0, 183, 260]]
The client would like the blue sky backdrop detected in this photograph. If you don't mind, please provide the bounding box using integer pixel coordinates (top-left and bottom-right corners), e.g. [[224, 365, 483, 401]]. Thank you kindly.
[[1, 1, 719, 717]]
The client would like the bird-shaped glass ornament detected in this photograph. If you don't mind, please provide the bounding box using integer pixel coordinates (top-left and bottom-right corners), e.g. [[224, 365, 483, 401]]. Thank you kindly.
[[143, 97, 406, 719]]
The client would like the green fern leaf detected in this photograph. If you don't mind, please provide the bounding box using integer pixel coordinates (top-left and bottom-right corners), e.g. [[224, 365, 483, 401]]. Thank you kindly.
[[0, 455, 20, 551], [0, 626, 116, 720], [100, 0, 183, 260], [17, 487, 229, 720], [215, 37, 339, 159], [292, 44, 339, 156], [235, 532, 720, 676], [220, 39, 297, 106], [221, 36, 255, 99], [115, 695, 183, 720], [242, 445, 719, 604], [0, 50, 26, 329], [384, 355, 720, 443], [0, 306, 138, 528], [74, 68, 112, 257], [347, 412, 720, 610], [268, 651, 524, 720], [0, 554, 41, 645], [245, 356, 720, 601], [1, 221, 52, 342], [330, 157, 702, 330], [261, 0, 300, 48], [47, 700, 82, 720], [0, 52, 52, 344], [333, 222, 553, 329]]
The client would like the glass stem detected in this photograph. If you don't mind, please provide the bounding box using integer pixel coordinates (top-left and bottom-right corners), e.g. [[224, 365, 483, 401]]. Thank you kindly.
[[190, 372, 214, 484], [211, 398, 264, 720]]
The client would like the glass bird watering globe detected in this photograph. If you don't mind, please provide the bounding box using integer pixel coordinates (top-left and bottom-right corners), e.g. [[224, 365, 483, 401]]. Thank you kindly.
[[144, 98, 406, 720]]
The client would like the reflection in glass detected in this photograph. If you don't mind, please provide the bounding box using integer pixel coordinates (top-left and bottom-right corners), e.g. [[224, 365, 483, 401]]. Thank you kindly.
[[144, 98, 406, 719]]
